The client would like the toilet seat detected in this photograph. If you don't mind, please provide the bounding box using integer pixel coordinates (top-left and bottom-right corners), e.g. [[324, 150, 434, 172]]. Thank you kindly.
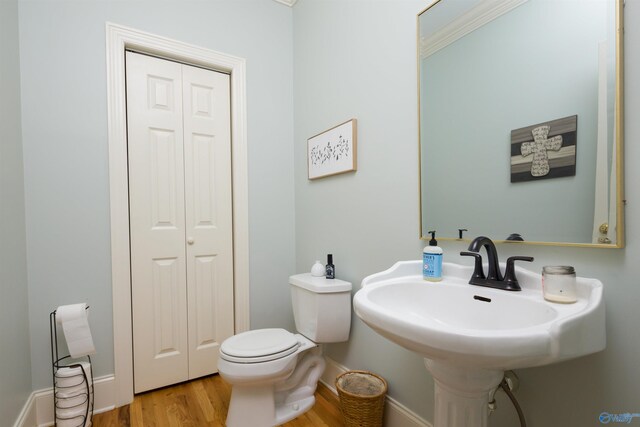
[[220, 328, 300, 363]]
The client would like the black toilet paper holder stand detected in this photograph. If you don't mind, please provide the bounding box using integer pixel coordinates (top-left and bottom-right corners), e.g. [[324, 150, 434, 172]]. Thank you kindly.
[[49, 308, 94, 427]]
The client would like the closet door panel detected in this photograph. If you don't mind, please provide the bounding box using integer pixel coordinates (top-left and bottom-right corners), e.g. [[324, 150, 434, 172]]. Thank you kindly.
[[182, 64, 234, 380], [126, 51, 189, 393]]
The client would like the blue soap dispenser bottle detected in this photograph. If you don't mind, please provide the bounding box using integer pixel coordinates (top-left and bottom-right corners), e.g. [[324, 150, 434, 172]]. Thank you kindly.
[[423, 231, 443, 282]]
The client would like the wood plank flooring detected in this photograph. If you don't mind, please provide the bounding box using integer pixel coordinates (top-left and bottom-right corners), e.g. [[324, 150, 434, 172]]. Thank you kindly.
[[93, 374, 344, 426]]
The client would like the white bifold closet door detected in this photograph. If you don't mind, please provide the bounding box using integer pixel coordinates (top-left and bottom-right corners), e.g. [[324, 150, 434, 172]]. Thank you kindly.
[[126, 51, 234, 393]]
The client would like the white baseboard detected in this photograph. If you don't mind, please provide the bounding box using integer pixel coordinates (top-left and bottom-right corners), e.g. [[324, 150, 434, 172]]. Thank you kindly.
[[320, 357, 433, 427], [29, 374, 116, 427], [13, 392, 37, 427], [17, 361, 427, 426]]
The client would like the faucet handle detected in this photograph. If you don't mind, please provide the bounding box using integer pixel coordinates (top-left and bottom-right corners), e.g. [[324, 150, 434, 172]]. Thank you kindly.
[[460, 251, 485, 280], [503, 256, 534, 291]]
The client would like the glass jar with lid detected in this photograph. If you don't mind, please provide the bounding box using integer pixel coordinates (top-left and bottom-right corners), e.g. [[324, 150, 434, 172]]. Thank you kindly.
[[542, 266, 577, 303]]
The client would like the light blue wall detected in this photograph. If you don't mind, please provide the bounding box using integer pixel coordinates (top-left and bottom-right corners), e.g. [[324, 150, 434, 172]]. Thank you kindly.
[[421, 0, 608, 244], [294, 0, 640, 425], [0, 0, 33, 421], [18, 0, 296, 389], [8, 1, 640, 425], [293, 0, 436, 418]]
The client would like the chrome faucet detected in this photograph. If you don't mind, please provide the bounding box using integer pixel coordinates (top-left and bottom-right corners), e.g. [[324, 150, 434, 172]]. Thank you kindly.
[[460, 236, 533, 291]]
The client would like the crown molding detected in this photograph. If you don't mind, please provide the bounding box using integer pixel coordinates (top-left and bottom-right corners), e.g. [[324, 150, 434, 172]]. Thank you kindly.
[[273, 0, 298, 7], [420, 0, 528, 59]]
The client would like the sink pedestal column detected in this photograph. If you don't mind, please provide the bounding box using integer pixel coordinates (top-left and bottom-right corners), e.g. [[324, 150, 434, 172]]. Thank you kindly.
[[425, 360, 503, 427]]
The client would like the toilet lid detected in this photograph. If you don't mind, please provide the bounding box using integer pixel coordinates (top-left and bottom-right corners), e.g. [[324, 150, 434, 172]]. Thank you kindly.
[[220, 328, 300, 363]]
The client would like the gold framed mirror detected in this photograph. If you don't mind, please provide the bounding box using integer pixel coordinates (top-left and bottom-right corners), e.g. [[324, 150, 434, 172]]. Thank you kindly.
[[418, 0, 624, 247]]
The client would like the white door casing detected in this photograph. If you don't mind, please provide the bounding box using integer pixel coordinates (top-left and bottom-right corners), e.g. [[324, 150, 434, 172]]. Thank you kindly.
[[107, 23, 249, 406]]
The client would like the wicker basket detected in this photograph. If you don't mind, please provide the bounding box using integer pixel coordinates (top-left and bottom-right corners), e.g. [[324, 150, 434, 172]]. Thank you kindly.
[[335, 370, 388, 427]]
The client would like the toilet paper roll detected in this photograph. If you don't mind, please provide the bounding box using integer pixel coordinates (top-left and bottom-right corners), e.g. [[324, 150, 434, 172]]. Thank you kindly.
[[57, 420, 90, 427], [56, 361, 92, 380], [55, 409, 87, 427], [56, 362, 92, 394], [56, 391, 89, 410], [56, 394, 91, 426], [56, 304, 96, 358]]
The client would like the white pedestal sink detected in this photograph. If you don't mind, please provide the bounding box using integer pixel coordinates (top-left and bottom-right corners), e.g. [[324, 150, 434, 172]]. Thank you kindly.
[[353, 261, 605, 427]]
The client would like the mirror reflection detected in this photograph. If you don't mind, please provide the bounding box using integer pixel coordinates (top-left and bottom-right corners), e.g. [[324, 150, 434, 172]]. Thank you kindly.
[[419, 0, 623, 246]]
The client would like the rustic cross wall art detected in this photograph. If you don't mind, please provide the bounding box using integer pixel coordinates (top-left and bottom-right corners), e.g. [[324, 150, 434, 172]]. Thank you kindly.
[[510, 115, 577, 183]]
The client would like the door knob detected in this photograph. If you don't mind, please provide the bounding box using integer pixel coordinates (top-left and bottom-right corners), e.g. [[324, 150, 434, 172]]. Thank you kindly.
[[187, 237, 195, 245]]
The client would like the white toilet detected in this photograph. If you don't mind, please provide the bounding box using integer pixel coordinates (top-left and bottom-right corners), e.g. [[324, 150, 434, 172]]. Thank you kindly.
[[218, 273, 352, 427]]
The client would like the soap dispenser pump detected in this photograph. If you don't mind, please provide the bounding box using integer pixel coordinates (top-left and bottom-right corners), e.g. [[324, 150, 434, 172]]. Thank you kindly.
[[423, 231, 443, 282]]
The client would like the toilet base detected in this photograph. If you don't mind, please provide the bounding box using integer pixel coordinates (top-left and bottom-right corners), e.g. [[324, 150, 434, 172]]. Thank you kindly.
[[226, 384, 273, 427], [276, 395, 315, 425], [225, 384, 316, 427], [223, 347, 325, 427]]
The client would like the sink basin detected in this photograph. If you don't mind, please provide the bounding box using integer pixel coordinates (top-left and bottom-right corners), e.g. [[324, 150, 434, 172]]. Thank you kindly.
[[354, 261, 605, 370], [354, 261, 605, 427]]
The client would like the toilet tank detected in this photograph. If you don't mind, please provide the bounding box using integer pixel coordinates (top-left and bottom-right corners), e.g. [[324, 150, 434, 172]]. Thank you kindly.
[[289, 273, 352, 343]]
